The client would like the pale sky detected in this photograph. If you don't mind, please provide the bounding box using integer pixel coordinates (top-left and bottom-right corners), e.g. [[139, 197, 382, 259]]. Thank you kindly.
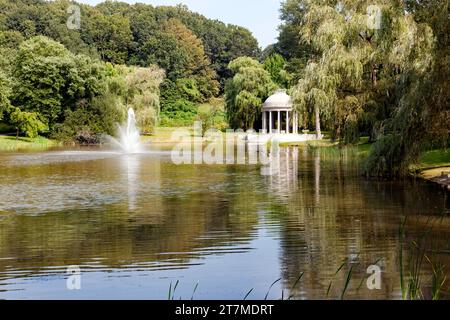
[[76, 0, 282, 48]]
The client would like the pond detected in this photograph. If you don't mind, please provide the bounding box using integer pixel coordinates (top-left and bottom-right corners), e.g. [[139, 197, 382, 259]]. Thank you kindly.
[[0, 145, 448, 299]]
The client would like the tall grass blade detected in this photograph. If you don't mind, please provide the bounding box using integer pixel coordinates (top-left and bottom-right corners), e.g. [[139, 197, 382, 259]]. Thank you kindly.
[[172, 280, 179, 300], [288, 272, 304, 300], [340, 266, 353, 300], [326, 282, 333, 298], [264, 278, 281, 300], [335, 262, 346, 275], [399, 217, 407, 300], [243, 288, 253, 301], [168, 282, 172, 301], [357, 275, 366, 292], [191, 282, 199, 300]]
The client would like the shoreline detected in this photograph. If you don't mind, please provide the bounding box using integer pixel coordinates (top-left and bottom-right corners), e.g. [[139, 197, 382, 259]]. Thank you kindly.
[[2, 132, 449, 192], [0, 135, 61, 151], [419, 167, 450, 191]]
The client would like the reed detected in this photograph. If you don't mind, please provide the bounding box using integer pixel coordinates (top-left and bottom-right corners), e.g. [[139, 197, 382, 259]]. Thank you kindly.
[[264, 278, 281, 300], [398, 216, 447, 300], [326, 262, 346, 298], [340, 266, 354, 300], [191, 282, 199, 300], [168, 280, 179, 300], [243, 288, 254, 301], [287, 272, 304, 300]]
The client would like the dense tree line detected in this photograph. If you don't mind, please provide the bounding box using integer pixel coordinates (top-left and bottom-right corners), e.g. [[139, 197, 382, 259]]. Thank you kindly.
[[0, 0, 260, 139], [0, 0, 259, 78], [0, 35, 163, 142]]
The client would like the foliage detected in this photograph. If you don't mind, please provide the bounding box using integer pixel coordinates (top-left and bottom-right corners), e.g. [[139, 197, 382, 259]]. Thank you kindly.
[[11, 36, 109, 131], [53, 63, 164, 140], [0, 0, 260, 133], [196, 99, 228, 135], [52, 95, 121, 143], [263, 53, 292, 88], [225, 57, 276, 130], [277, 0, 318, 82], [12, 36, 82, 128], [0, 31, 23, 74], [363, 0, 449, 175], [0, 71, 12, 120], [284, 0, 449, 174], [140, 18, 219, 108], [0, 35, 163, 142], [0, 0, 259, 93], [9, 107, 47, 138], [160, 99, 198, 127], [141, 5, 260, 87], [120, 65, 165, 134], [82, 12, 132, 64]]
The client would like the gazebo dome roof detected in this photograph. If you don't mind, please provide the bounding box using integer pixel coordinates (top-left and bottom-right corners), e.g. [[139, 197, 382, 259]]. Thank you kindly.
[[263, 90, 293, 110]]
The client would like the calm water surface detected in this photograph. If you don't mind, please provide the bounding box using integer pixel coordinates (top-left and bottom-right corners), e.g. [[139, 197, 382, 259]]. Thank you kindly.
[[0, 145, 448, 299]]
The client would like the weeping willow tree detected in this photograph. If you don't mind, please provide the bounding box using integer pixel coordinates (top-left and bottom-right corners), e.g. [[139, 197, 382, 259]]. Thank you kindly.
[[365, 0, 449, 176], [225, 57, 276, 130], [291, 62, 337, 138], [121, 65, 165, 134], [290, 0, 446, 175]]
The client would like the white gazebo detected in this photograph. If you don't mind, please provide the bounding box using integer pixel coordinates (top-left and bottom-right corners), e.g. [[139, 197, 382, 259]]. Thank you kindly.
[[262, 90, 299, 134]]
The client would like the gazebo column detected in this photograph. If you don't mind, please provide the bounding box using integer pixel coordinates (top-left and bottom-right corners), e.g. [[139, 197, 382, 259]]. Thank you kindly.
[[294, 112, 298, 134], [262, 111, 267, 133], [269, 111, 273, 134], [286, 111, 290, 134], [277, 111, 281, 133]]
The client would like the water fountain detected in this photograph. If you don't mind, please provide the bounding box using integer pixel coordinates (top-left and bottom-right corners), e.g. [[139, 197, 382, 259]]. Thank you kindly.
[[109, 108, 142, 153]]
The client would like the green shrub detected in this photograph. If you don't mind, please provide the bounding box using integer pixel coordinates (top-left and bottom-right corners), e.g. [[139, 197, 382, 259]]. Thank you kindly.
[[51, 96, 125, 143], [196, 100, 228, 135], [160, 99, 198, 127], [9, 108, 48, 138]]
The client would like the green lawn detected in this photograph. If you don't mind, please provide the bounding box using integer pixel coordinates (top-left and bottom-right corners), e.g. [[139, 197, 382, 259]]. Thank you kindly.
[[289, 137, 448, 167], [281, 136, 372, 157], [0, 135, 60, 151], [417, 149, 450, 170], [418, 149, 450, 181]]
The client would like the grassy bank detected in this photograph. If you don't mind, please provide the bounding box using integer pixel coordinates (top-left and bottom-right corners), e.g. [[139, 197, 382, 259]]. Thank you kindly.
[[0, 135, 60, 151], [284, 137, 449, 184], [417, 149, 450, 170], [299, 138, 449, 169], [404, 148, 450, 188], [280, 137, 372, 159], [2, 129, 448, 177]]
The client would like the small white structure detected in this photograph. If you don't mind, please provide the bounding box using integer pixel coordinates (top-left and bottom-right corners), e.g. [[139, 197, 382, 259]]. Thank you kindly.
[[262, 90, 298, 134], [247, 90, 322, 144]]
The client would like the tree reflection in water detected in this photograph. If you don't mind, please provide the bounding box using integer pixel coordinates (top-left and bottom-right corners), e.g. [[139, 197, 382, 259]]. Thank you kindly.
[[0, 147, 448, 299]]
